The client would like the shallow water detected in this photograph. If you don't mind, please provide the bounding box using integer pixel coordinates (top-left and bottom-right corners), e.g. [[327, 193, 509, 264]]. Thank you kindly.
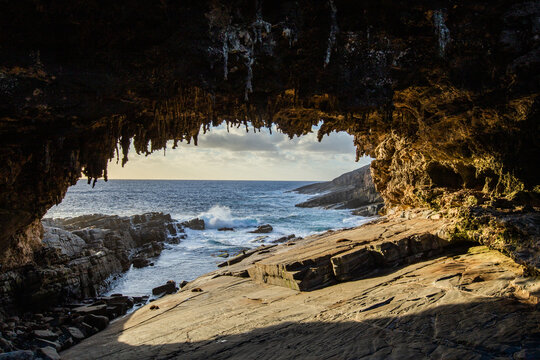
[[47, 180, 370, 297]]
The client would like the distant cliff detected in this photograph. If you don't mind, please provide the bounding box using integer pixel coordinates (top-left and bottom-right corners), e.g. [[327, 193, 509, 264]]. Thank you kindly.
[[293, 165, 383, 216]]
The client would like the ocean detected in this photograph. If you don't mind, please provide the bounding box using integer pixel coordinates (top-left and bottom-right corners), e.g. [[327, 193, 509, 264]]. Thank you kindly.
[[46, 180, 371, 297]]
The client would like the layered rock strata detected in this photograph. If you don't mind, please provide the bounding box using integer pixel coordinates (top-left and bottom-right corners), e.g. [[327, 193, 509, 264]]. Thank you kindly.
[[0, 213, 183, 315], [294, 164, 383, 215], [248, 216, 454, 290]]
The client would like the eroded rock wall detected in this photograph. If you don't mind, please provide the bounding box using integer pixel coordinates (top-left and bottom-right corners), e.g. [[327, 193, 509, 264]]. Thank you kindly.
[[0, 1, 538, 266], [0, 213, 183, 313]]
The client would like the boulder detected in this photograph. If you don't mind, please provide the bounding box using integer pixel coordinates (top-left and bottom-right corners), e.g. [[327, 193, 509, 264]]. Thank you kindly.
[[72, 305, 108, 317], [250, 236, 269, 243], [83, 314, 109, 331], [105, 304, 127, 318], [250, 224, 273, 234], [66, 327, 85, 341], [132, 257, 150, 269], [79, 322, 98, 337], [56, 333, 74, 350], [133, 296, 149, 304], [271, 234, 296, 244], [182, 218, 205, 230], [32, 329, 57, 341], [37, 346, 60, 360], [103, 295, 134, 309], [32, 338, 60, 351], [152, 281, 177, 296], [0, 337, 14, 352], [218, 227, 234, 231]]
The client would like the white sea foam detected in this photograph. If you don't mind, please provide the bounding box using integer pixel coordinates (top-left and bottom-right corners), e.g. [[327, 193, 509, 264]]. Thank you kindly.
[[198, 205, 258, 229]]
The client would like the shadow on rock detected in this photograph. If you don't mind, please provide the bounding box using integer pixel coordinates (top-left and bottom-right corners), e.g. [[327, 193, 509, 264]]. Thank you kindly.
[[63, 299, 540, 360]]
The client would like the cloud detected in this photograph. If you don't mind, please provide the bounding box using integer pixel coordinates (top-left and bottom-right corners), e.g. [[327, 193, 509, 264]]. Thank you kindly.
[[199, 132, 278, 152], [295, 132, 355, 154], [107, 123, 372, 181]]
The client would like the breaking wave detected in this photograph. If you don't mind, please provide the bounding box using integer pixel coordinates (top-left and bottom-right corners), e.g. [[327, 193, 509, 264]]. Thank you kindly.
[[198, 205, 258, 229]]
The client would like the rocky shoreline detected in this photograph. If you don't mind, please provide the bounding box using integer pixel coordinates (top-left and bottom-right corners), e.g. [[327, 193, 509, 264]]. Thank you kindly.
[[0, 213, 186, 359], [0, 211, 306, 359], [0, 207, 538, 359], [61, 210, 540, 360]]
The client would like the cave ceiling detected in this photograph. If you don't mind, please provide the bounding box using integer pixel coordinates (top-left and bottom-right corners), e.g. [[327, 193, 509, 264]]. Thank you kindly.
[[0, 0, 539, 265]]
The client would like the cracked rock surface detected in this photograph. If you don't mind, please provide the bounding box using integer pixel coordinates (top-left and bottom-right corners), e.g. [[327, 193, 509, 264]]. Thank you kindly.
[[62, 220, 539, 360]]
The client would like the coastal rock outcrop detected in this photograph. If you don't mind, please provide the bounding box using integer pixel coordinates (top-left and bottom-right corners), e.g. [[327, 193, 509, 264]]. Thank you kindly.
[[182, 218, 205, 231], [294, 165, 383, 215], [248, 211, 455, 290], [0, 213, 182, 315]]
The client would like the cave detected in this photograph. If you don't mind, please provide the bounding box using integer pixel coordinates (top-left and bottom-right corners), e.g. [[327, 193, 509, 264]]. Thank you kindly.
[[0, 0, 539, 357], [1, 0, 538, 267]]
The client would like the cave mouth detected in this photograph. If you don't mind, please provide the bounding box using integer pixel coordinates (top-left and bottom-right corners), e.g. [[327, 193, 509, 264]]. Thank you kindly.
[[1, 0, 538, 276], [0, 2, 539, 357], [99, 123, 368, 182]]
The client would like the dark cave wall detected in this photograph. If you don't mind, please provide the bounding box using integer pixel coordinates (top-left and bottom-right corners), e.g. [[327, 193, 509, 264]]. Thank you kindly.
[[0, 0, 539, 267]]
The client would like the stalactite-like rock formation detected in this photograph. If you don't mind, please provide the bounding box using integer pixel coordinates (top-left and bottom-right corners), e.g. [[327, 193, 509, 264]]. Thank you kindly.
[[0, 1, 539, 268]]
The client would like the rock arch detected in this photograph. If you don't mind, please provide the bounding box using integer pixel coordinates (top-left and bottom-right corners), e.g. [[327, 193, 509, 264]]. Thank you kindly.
[[1, 0, 538, 268]]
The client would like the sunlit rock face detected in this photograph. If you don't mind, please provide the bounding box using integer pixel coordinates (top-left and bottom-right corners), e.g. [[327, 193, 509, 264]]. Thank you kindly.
[[0, 0, 539, 267]]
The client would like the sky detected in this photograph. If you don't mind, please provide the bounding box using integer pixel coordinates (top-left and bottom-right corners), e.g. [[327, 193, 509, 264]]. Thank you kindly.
[[107, 124, 372, 181]]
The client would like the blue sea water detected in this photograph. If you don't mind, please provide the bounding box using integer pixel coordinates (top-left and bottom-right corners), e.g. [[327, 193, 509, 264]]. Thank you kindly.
[[46, 180, 371, 297]]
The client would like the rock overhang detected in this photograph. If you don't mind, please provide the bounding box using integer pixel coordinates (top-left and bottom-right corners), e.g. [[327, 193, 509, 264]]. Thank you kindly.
[[0, 0, 539, 267]]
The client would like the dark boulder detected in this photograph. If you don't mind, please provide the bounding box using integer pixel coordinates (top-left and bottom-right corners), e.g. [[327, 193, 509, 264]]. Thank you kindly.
[[72, 304, 108, 317], [250, 225, 273, 234], [83, 314, 109, 331], [132, 257, 150, 269], [271, 234, 297, 244], [32, 330, 57, 341], [182, 218, 205, 230], [37, 346, 60, 360], [152, 281, 177, 296], [66, 327, 85, 341]]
